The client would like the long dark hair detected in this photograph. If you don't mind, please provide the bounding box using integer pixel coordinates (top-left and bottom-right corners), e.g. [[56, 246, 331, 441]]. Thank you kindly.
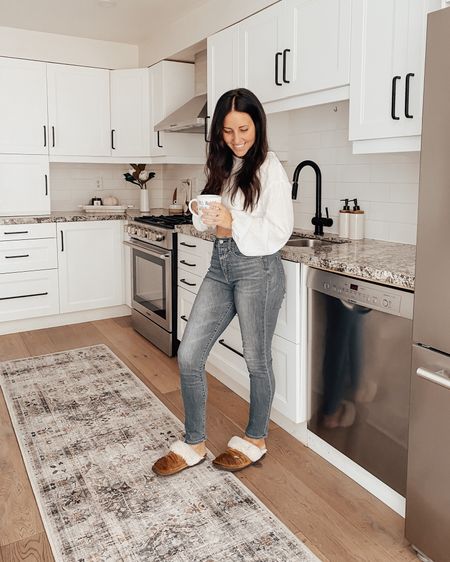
[[203, 88, 268, 211]]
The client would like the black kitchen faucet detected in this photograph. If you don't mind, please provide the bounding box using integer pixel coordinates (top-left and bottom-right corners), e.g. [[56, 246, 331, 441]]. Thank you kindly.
[[291, 159, 333, 236]]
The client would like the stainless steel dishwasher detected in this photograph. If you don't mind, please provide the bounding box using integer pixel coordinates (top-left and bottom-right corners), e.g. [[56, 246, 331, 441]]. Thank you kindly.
[[306, 268, 414, 495]]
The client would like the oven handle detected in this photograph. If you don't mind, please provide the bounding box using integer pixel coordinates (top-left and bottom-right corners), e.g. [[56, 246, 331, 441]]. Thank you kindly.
[[123, 240, 170, 259]]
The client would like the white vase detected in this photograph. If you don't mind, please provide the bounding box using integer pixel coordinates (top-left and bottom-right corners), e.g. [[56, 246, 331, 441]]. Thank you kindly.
[[140, 189, 149, 213]]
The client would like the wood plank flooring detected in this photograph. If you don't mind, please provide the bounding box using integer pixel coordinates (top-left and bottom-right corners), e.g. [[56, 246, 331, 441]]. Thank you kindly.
[[0, 317, 417, 561]]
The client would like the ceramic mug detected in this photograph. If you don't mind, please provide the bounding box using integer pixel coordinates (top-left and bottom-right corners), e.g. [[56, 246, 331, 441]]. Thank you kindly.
[[188, 194, 222, 217]]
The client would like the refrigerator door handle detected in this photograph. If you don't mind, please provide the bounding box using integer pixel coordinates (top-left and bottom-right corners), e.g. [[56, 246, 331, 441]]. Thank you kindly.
[[417, 367, 450, 390]]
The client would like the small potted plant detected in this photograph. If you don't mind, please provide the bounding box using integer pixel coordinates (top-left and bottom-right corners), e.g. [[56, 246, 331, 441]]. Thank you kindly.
[[123, 164, 155, 212]]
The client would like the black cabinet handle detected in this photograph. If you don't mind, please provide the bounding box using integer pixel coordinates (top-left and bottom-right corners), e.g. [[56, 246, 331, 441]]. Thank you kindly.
[[5, 254, 29, 259], [181, 315, 188, 322], [204, 115, 210, 143], [111, 129, 116, 149], [275, 52, 282, 86], [60, 230, 64, 252], [180, 278, 196, 287], [43, 125, 47, 148], [282, 49, 291, 84], [180, 259, 196, 267], [405, 72, 414, 118], [45, 174, 48, 196], [52, 126, 55, 147], [218, 339, 244, 358], [0, 292, 48, 302], [157, 131, 163, 148], [180, 241, 197, 248], [391, 76, 401, 120], [3, 231, 29, 235]]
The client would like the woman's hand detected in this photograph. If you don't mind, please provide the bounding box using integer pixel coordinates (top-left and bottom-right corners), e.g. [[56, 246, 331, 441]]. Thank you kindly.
[[201, 203, 232, 230]]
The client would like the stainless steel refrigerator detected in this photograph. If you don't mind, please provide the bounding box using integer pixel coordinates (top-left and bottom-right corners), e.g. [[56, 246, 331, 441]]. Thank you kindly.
[[405, 7, 450, 562]]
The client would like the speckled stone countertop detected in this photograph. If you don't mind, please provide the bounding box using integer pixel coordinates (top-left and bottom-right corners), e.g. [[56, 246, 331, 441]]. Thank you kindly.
[[0, 210, 131, 224], [175, 225, 416, 291]]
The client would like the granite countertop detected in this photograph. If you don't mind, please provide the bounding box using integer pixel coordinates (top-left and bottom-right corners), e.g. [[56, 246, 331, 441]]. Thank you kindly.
[[0, 209, 169, 225], [175, 225, 416, 291]]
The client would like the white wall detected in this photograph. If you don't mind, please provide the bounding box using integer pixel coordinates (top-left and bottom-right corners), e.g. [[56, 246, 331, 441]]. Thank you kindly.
[[0, 26, 138, 68], [138, 0, 279, 66], [283, 101, 420, 244]]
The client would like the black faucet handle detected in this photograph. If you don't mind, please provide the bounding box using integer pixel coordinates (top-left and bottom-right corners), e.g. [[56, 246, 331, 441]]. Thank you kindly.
[[325, 206, 330, 219]]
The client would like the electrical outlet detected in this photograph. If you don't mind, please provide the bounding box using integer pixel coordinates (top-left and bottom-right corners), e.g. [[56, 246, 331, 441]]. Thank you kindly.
[[96, 177, 103, 190]]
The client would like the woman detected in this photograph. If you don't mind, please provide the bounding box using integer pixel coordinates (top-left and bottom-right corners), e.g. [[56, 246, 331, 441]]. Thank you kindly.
[[152, 88, 293, 476]]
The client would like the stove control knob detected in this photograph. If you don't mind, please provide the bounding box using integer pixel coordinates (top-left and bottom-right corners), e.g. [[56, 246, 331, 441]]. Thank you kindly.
[[382, 298, 389, 308], [155, 233, 164, 242]]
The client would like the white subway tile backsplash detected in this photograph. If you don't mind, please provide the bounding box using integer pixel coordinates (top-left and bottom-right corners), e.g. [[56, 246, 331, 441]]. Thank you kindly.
[[286, 101, 420, 244]]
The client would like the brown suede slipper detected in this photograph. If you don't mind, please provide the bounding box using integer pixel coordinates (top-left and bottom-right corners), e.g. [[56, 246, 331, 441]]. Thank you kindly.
[[212, 436, 267, 472], [152, 441, 206, 476]]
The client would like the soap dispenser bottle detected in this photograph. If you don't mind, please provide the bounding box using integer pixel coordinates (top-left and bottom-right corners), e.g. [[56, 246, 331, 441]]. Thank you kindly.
[[349, 198, 365, 240], [338, 198, 351, 238]]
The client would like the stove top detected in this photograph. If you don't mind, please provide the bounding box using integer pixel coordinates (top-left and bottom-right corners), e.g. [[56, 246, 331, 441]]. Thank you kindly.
[[134, 214, 193, 229]]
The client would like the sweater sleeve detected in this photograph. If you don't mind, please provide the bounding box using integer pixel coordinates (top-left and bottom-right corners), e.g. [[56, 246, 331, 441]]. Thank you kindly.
[[230, 153, 294, 256]]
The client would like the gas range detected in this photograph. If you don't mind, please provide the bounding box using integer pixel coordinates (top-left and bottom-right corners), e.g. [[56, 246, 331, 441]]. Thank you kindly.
[[126, 214, 192, 250]]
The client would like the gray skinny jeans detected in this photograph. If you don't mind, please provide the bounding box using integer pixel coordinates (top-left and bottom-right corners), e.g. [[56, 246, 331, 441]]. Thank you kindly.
[[177, 237, 286, 444]]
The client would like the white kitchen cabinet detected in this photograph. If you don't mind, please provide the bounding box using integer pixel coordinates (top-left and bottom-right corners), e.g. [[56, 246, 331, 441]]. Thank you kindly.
[[238, 0, 351, 109], [47, 64, 111, 157], [0, 222, 58, 323], [148, 61, 205, 159], [0, 58, 48, 155], [177, 285, 196, 341], [57, 220, 124, 313], [349, 0, 441, 153], [207, 25, 240, 121], [0, 156, 50, 216], [110, 68, 150, 158]]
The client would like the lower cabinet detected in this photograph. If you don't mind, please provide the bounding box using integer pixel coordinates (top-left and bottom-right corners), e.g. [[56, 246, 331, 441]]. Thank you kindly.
[[57, 220, 124, 313], [0, 223, 58, 322]]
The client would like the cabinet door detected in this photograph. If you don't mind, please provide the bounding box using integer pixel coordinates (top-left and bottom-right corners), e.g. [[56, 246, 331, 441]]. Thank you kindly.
[[149, 61, 204, 158], [283, 0, 351, 97], [177, 286, 196, 340], [349, 0, 436, 145], [207, 25, 240, 119], [0, 58, 48, 155], [239, 2, 288, 104], [110, 68, 150, 157], [47, 64, 110, 156], [58, 221, 124, 313], [0, 156, 50, 216]]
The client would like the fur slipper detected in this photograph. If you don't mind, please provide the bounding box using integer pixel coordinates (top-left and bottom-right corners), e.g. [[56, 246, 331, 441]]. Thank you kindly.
[[152, 440, 206, 476], [212, 436, 267, 472]]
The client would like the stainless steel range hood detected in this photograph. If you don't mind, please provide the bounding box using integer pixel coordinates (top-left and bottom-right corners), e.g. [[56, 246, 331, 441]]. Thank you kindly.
[[154, 94, 207, 134]]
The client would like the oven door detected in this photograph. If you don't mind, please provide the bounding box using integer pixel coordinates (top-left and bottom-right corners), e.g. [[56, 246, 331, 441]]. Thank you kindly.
[[125, 239, 173, 332]]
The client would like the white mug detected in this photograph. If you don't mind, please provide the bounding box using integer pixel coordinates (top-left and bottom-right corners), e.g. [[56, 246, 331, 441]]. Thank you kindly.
[[188, 194, 222, 217]]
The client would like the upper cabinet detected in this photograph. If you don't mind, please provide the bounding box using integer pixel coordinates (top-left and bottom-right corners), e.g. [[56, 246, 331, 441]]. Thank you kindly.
[[207, 0, 351, 116], [0, 58, 48, 155], [148, 61, 205, 161], [47, 64, 111, 157], [110, 68, 150, 158], [349, 0, 441, 153]]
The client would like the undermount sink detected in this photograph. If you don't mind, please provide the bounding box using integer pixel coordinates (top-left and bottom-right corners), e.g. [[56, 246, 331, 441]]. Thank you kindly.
[[286, 238, 332, 248]]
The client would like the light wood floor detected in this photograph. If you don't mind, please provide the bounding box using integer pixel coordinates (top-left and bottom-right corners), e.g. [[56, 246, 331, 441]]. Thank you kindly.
[[0, 316, 418, 562]]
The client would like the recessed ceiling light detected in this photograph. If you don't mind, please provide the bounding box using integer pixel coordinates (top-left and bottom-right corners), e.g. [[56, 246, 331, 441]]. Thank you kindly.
[[97, 0, 117, 7]]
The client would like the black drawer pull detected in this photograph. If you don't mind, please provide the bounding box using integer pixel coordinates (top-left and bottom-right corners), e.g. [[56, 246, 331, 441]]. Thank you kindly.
[[181, 315, 188, 322], [5, 254, 30, 259], [218, 339, 244, 358], [43, 125, 47, 147], [180, 241, 197, 248], [180, 278, 196, 287], [4, 231, 29, 235], [391, 76, 401, 120], [180, 259, 196, 267], [45, 174, 48, 196], [157, 131, 163, 148], [0, 291, 48, 301], [405, 72, 414, 118], [52, 126, 55, 147], [111, 129, 116, 149]]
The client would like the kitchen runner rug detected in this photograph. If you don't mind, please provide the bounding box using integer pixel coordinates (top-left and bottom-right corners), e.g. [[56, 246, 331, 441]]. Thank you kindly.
[[0, 344, 318, 562]]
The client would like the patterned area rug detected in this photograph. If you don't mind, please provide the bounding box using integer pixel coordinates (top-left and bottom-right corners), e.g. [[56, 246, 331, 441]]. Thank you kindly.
[[0, 344, 318, 562]]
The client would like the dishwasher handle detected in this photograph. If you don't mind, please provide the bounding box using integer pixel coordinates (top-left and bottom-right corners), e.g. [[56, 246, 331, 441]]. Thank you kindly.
[[417, 367, 450, 390], [339, 299, 372, 314]]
